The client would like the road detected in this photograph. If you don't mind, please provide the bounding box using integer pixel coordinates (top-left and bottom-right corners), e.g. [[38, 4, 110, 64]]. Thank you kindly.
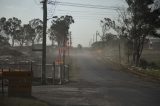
[[33, 49, 160, 106]]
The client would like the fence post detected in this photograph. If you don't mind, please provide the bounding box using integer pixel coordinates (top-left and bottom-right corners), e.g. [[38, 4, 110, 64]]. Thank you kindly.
[[59, 64, 62, 85], [2, 68, 4, 96], [30, 61, 33, 79], [67, 64, 69, 82], [52, 62, 55, 84], [30, 61, 32, 72]]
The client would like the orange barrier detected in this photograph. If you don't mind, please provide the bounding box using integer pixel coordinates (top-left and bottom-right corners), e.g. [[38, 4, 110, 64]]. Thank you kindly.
[[2, 71, 32, 97], [55, 59, 63, 65]]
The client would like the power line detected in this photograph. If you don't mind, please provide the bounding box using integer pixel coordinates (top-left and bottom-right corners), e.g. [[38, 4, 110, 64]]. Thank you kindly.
[[57, 9, 116, 13], [48, 0, 57, 18], [56, 9, 117, 15], [48, 1, 122, 10], [55, 13, 117, 17]]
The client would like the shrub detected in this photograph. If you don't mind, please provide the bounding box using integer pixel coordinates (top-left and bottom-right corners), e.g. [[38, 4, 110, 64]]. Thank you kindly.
[[149, 62, 159, 69], [139, 59, 148, 69], [139, 59, 159, 69]]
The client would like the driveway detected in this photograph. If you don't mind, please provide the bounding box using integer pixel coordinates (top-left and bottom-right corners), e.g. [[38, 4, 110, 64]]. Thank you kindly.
[[33, 49, 160, 106]]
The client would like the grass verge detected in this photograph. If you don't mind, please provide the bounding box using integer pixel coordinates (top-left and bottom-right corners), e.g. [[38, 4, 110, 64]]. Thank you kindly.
[[0, 97, 49, 106]]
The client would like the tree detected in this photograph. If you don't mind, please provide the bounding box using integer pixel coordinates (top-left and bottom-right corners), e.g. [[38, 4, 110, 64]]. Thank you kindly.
[[48, 28, 56, 46], [0, 17, 7, 32], [126, 0, 160, 66], [4, 17, 21, 46], [0, 17, 10, 46], [116, 8, 133, 63], [50, 15, 74, 76], [100, 18, 115, 40], [103, 1, 160, 65], [23, 24, 35, 46], [100, 17, 124, 63], [14, 24, 34, 46], [50, 15, 74, 46], [0, 34, 10, 47], [29, 18, 43, 44], [51, 15, 74, 65], [14, 26, 24, 46], [101, 33, 117, 43]]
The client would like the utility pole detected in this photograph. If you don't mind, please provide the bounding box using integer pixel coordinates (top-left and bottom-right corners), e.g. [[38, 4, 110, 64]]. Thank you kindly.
[[69, 32, 72, 48], [90, 39, 92, 46], [96, 31, 98, 42], [68, 32, 71, 56], [118, 39, 121, 64], [41, 0, 47, 84], [93, 34, 95, 43]]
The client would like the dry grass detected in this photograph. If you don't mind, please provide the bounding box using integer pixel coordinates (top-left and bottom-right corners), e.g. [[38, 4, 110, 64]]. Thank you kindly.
[[0, 97, 49, 106], [142, 49, 160, 67]]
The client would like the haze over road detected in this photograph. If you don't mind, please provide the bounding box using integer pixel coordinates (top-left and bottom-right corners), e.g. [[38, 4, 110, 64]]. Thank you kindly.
[[33, 49, 160, 106]]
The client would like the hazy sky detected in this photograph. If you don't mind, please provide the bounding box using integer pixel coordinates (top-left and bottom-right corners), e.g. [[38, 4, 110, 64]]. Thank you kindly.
[[0, 0, 126, 47]]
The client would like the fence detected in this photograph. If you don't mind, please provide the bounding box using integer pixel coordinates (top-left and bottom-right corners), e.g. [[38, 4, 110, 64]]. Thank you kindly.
[[0, 61, 33, 97], [0, 62, 70, 96], [32, 63, 69, 84]]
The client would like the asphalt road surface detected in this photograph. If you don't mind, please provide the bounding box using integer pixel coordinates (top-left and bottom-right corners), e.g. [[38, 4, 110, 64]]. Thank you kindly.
[[33, 49, 160, 106]]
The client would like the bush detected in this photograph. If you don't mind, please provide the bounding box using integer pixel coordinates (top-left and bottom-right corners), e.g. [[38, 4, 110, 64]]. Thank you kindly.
[[149, 62, 159, 69], [139, 59, 159, 69], [139, 59, 148, 69]]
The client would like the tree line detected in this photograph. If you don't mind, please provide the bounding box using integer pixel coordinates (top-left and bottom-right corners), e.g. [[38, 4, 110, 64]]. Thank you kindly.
[[0, 15, 74, 48]]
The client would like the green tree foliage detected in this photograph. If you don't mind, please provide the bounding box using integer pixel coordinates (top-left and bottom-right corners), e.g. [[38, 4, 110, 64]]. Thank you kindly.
[[50, 15, 74, 46], [29, 18, 43, 44], [23, 24, 35, 46], [4, 17, 21, 46], [0, 17, 7, 32], [48, 28, 56, 46], [49, 15, 74, 66], [0, 17, 10, 46], [99, 1, 160, 66], [100, 18, 115, 38], [14, 24, 35, 46], [126, 0, 160, 65], [0, 35, 10, 47], [101, 33, 117, 42], [14, 26, 24, 46]]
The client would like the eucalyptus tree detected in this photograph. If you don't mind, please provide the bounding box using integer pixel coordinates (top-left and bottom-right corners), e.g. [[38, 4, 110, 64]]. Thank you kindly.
[[14, 24, 35, 46], [4, 17, 21, 46], [125, 0, 160, 66], [48, 28, 56, 46], [100, 0, 160, 66], [0, 17, 10, 46], [0, 35, 10, 47], [50, 15, 74, 47], [48, 15, 74, 83], [14, 26, 24, 46], [0, 17, 7, 32], [100, 18, 115, 41], [29, 18, 43, 44]]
